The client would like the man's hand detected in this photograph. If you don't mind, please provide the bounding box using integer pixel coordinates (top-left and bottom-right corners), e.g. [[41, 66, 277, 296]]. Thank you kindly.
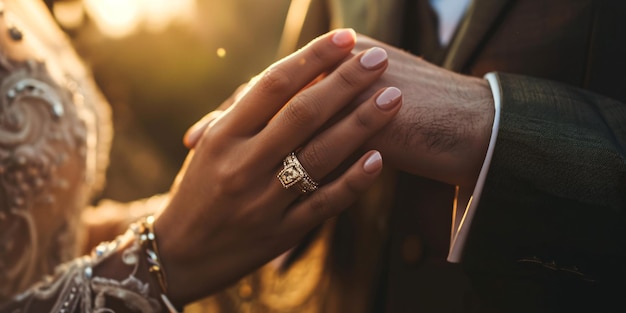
[[355, 35, 495, 188]]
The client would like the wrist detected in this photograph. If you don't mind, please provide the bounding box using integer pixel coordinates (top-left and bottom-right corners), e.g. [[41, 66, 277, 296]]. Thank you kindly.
[[136, 216, 183, 312], [454, 76, 495, 189], [153, 211, 208, 307], [92, 218, 183, 312]]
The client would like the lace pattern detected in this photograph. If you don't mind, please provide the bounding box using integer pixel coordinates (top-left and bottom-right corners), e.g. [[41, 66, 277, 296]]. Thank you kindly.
[[3, 229, 164, 313], [0, 0, 113, 301]]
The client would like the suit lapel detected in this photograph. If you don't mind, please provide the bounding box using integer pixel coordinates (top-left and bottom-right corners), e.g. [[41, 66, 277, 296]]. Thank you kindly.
[[442, 0, 512, 71]]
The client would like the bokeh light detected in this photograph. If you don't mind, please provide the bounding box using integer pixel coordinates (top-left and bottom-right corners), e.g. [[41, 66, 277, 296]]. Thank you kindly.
[[82, 0, 196, 38], [216, 47, 227, 58]]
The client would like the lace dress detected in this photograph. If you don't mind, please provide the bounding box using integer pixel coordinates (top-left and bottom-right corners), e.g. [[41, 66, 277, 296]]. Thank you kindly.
[[0, 0, 112, 308]]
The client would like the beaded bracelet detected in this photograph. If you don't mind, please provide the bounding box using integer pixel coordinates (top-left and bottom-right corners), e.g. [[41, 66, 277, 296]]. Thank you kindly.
[[132, 215, 181, 313]]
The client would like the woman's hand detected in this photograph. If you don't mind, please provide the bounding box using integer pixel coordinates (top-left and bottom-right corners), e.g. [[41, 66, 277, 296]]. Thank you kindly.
[[154, 29, 403, 306]]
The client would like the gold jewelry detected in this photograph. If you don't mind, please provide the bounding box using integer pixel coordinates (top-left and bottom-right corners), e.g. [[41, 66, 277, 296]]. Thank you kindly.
[[277, 152, 319, 193], [133, 215, 181, 313]]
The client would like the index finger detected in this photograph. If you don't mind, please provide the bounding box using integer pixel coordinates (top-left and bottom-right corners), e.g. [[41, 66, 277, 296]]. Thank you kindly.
[[220, 29, 357, 136]]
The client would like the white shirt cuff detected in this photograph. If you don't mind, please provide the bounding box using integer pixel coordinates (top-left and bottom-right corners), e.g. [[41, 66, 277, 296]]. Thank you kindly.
[[447, 72, 502, 263]]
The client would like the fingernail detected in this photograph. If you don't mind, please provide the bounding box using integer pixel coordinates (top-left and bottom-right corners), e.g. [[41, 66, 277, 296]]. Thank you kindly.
[[360, 47, 387, 69], [185, 118, 212, 147], [363, 151, 383, 173], [332, 29, 356, 47], [376, 87, 401, 110]]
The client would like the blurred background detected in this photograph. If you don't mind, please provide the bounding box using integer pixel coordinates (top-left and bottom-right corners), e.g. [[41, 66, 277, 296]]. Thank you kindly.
[[49, 0, 295, 202]]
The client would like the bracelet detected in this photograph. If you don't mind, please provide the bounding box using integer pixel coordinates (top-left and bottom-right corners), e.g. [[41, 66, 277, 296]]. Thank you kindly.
[[132, 215, 181, 313]]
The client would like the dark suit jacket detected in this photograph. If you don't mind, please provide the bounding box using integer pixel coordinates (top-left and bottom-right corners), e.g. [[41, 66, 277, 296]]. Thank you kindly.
[[290, 0, 626, 312]]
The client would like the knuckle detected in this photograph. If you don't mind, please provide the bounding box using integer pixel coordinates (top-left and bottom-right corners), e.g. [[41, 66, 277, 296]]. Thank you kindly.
[[353, 107, 376, 130], [308, 191, 333, 220], [215, 163, 249, 195], [298, 141, 329, 178], [308, 42, 330, 64], [343, 175, 365, 197], [282, 93, 321, 128], [203, 121, 228, 142], [335, 66, 361, 90], [257, 66, 292, 94]]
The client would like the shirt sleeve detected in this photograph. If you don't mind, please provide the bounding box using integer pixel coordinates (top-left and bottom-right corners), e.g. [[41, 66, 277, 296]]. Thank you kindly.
[[447, 72, 501, 263]]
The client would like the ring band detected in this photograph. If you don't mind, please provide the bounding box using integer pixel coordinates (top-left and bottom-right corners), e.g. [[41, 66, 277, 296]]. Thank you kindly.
[[277, 152, 319, 193]]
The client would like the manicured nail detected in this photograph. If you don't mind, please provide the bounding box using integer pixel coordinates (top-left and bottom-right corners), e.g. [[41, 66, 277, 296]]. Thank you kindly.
[[363, 151, 383, 173], [332, 29, 356, 47], [375, 87, 401, 110], [360, 47, 387, 69]]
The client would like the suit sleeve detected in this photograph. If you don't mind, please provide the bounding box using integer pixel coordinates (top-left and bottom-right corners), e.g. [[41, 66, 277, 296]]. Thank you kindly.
[[462, 72, 626, 311]]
